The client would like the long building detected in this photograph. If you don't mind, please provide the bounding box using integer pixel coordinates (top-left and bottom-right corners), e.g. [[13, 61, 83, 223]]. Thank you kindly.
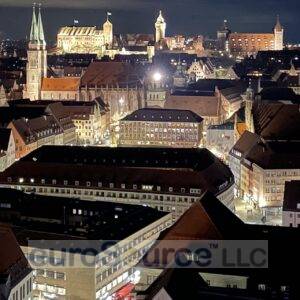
[[228, 17, 284, 57], [0, 146, 235, 218], [0, 188, 171, 300], [118, 108, 203, 148]]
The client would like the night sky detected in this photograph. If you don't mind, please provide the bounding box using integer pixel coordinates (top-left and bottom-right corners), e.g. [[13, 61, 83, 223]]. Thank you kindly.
[[0, 0, 299, 43]]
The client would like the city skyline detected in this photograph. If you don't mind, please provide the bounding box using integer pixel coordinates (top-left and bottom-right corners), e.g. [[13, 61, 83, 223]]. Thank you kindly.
[[0, 0, 300, 42]]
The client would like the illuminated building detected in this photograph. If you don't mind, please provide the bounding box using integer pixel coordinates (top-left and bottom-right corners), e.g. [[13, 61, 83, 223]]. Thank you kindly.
[[228, 17, 284, 56], [57, 14, 113, 57], [8, 115, 64, 160], [118, 108, 203, 148], [206, 121, 235, 162], [0, 188, 171, 300], [155, 11, 166, 43], [0, 146, 235, 218]]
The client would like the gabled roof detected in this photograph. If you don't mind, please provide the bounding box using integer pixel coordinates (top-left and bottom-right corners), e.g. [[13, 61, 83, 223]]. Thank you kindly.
[[141, 192, 245, 267], [230, 131, 261, 157], [252, 103, 300, 140], [0, 224, 30, 284], [80, 61, 143, 88], [165, 94, 220, 117]]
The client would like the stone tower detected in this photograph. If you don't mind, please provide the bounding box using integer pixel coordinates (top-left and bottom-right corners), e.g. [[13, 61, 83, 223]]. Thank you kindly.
[[26, 4, 47, 101], [274, 15, 284, 51], [244, 81, 255, 133], [155, 10, 166, 43], [103, 13, 113, 46]]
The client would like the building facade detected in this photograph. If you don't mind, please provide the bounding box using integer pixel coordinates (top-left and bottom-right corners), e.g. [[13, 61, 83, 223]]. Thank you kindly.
[[118, 108, 203, 148], [8, 115, 66, 160], [228, 17, 284, 56], [0, 146, 235, 218], [57, 15, 113, 57]]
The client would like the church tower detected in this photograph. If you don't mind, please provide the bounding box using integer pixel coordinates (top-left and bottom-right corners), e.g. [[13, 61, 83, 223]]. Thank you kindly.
[[155, 10, 166, 43], [26, 4, 47, 101], [274, 15, 284, 51], [103, 13, 113, 47]]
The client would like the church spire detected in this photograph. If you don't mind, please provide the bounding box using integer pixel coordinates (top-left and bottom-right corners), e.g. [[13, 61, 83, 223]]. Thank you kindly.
[[29, 3, 38, 44], [37, 4, 46, 46], [274, 15, 283, 31]]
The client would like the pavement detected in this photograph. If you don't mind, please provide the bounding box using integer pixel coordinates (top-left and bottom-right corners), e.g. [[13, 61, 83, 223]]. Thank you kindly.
[[234, 197, 282, 226]]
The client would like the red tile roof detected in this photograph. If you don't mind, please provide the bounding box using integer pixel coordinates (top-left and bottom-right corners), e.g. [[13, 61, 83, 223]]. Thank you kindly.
[[41, 77, 80, 92]]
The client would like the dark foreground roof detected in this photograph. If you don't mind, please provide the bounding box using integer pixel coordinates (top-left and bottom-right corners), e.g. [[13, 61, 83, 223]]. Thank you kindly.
[[0, 146, 233, 195], [0, 128, 11, 151], [141, 192, 300, 296], [121, 108, 203, 123], [283, 181, 300, 211], [0, 188, 168, 244]]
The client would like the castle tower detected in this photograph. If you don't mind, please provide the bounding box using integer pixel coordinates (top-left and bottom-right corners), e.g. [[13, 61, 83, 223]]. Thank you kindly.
[[155, 10, 166, 43], [103, 12, 113, 46], [26, 4, 47, 101], [274, 15, 284, 51]]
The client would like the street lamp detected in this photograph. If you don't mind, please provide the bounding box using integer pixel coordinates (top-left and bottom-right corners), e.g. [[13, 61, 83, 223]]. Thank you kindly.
[[153, 72, 162, 82]]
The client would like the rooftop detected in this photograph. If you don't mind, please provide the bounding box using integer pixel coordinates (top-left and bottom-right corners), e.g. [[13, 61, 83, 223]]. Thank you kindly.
[[121, 108, 203, 123], [0, 224, 31, 287], [80, 61, 143, 88], [41, 77, 80, 92], [0, 188, 169, 244], [0, 146, 233, 195], [141, 191, 300, 288], [252, 103, 300, 140], [283, 181, 300, 211]]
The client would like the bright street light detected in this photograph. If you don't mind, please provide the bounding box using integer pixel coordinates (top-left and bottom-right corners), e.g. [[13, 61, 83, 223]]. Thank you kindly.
[[153, 72, 162, 82]]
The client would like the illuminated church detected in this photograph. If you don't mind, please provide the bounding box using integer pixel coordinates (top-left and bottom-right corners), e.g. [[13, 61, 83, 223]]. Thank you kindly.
[[56, 14, 113, 57]]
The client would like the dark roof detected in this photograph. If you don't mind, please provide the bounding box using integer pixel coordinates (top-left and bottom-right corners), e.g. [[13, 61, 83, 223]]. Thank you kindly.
[[141, 191, 300, 291], [0, 188, 168, 244], [252, 103, 300, 140], [144, 269, 208, 300], [189, 79, 242, 92], [243, 140, 300, 169], [230, 131, 261, 157], [0, 106, 46, 127], [0, 224, 31, 288], [283, 181, 300, 211], [121, 108, 203, 123], [0, 128, 11, 152], [259, 87, 300, 104], [0, 146, 233, 195], [80, 61, 143, 88], [208, 121, 234, 130]]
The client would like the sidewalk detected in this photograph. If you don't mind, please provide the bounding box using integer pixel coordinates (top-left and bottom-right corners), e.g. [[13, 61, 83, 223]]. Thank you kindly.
[[234, 197, 282, 226]]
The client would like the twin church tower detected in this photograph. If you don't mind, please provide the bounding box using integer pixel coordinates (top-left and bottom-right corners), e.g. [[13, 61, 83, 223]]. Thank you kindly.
[[25, 4, 47, 100]]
